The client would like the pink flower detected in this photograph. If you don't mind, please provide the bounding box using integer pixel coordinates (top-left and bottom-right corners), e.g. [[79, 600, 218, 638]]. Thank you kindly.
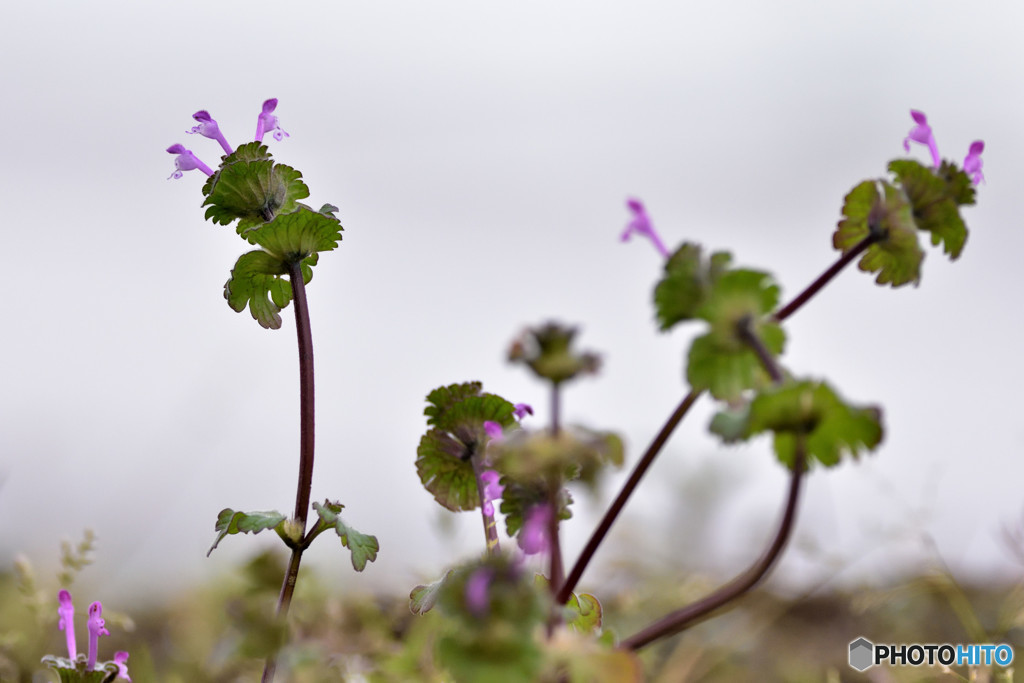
[[513, 403, 533, 420], [57, 589, 77, 659], [86, 601, 109, 670], [621, 198, 669, 259], [465, 567, 494, 617], [113, 651, 132, 681], [903, 110, 941, 168], [519, 504, 552, 555], [479, 469, 504, 516], [187, 110, 233, 155], [254, 98, 289, 143], [166, 144, 213, 179], [963, 141, 985, 185]]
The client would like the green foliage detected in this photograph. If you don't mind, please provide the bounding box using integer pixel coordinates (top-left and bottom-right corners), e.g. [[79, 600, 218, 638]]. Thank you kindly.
[[207, 508, 287, 556], [435, 556, 548, 683], [508, 322, 600, 385], [500, 484, 572, 544], [653, 243, 733, 331], [311, 500, 380, 572], [834, 179, 924, 287], [711, 380, 884, 468], [410, 570, 454, 615], [564, 591, 602, 634], [223, 249, 293, 330], [889, 159, 971, 259], [415, 383, 517, 512]]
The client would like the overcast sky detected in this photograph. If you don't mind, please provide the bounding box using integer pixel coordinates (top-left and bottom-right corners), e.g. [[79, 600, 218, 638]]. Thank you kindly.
[[3, 1, 1024, 606]]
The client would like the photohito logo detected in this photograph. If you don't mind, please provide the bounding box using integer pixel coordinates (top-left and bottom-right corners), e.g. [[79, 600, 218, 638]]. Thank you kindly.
[[849, 637, 1014, 672]]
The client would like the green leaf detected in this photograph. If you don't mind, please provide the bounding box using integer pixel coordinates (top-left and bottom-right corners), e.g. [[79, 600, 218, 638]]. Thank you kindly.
[[311, 500, 379, 571], [889, 159, 969, 259], [201, 142, 310, 232], [709, 403, 752, 443], [565, 591, 602, 634], [207, 508, 287, 556], [223, 250, 293, 330], [686, 323, 785, 402], [243, 204, 343, 261], [508, 322, 601, 384], [653, 243, 733, 331], [834, 179, 924, 287], [410, 570, 454, 615], [500, 484, 572, 542], [416, 384, 517, 511], [748, 381, 884, 468]]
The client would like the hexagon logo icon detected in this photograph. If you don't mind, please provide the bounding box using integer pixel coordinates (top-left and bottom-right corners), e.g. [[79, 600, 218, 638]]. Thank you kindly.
[[849, 637, 874, 671]]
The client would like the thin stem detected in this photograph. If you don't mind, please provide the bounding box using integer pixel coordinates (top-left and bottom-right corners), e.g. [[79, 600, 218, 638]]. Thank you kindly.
[[548, 382, 564, 597], [261, 260, 317, 683], [557, 389, 701, 604], [551, 382, 561, 438], [621, 321, 798, 651], [472, 456, 501, 555], [773, 234, 878, 323], [620, 439, 806, 650]]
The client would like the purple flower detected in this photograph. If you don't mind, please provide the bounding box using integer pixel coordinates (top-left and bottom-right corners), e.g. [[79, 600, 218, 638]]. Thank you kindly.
[[479, 469, 504, 516], [113, 651, 132, 681], [166, 144, 213, 179], [513, 403, 533, 420], [86, 601, 109, 670], [483, 421, 503, 441], [519, 504, 552, 555], [903, 110, 941, 168], [622, 198, 670, 259], [963, 141, 985, 185], [57, 589, 77, 659], [187, 110, 233, 155], [465, 567, 494, 617], [255, 98, 289, 143]]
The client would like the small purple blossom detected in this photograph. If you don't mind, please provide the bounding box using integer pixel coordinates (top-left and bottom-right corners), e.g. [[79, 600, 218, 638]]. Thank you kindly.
[[513, 403, 533, 420], [903, 110, 941, 168], [57, 589, 77, 659], [963, 141, 985, 185], [187, 110, 233, 155], [465, 567, 494, 617], [479, 469, 504, 516], [519, 504, 552, 555], [86, 601, 109, 670], [622, 198, 670, 259], [166, 144, 213, 179], [483, 421, 503, 441], [113, 651, 132, 681], [255, 98, 289, 143]]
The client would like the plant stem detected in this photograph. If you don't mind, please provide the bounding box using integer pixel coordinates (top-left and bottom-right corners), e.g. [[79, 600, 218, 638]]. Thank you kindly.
[[472, 456, 501, 555], [620, 322, 800, 650], [548, 381, 564, 596], [556, 389, 701, 604], [773, 234, 878, 323], [620, 439, 806, 650], [262, 260, 317, 683], [551, 382, 561, 438]]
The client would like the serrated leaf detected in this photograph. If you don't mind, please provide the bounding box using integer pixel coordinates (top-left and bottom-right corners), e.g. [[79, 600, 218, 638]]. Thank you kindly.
[[565, 591, 602, 634], [410, 570, 455, 615], [223, 250, 293, 329], [243, 205, 343, 260], [889, 159, 968, 259], [687, 323, 785, 402], [709, 403, 752, 443], [201, 142, 310, 231], [834, 179, 924, 287], [312, 500, 379, 571], [653, 243, 733, 331], [416, 384, 517, 511], [208, 508, 287, 556], [748, 381, 883, 468]]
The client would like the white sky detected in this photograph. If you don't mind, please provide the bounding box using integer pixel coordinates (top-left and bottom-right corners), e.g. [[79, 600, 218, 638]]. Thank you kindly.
[[3, 1, 1024, 607]]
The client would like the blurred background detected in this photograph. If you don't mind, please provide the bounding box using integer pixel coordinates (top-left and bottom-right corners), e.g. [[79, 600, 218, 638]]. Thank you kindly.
[[2, 0, 1023, 653]]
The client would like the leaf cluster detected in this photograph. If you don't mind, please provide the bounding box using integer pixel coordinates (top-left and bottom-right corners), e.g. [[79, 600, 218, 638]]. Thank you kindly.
[[199, 142, 344, 329], [508, 322, 601, 385], [833, 159, 976, 288]]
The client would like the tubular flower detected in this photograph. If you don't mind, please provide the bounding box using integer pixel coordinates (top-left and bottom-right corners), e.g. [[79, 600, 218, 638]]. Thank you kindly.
[[255, 98, 289, 142], [963, 141, 985, 185], [166, 144, 213, 179], [478, 469, 504, 516], [187, 110, 233, 155], [513, 403, 534, 420], [113, 652, 132, 681], [622, 198, 670, 259], [519, 504, 552, 555], [903, 110, 941, 168], [86, 602, 109, 670], [57, 589, 77, 659]]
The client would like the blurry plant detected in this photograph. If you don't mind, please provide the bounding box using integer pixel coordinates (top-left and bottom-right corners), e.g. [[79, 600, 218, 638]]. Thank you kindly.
[[407, 109, 988, 680], [168, 98, 377, 682]]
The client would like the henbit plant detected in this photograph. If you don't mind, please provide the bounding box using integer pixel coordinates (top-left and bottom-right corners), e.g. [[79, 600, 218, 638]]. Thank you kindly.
[[155, 102, 984, 681], [166, 99, 378, 683], [408, 110, 984, 680]]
